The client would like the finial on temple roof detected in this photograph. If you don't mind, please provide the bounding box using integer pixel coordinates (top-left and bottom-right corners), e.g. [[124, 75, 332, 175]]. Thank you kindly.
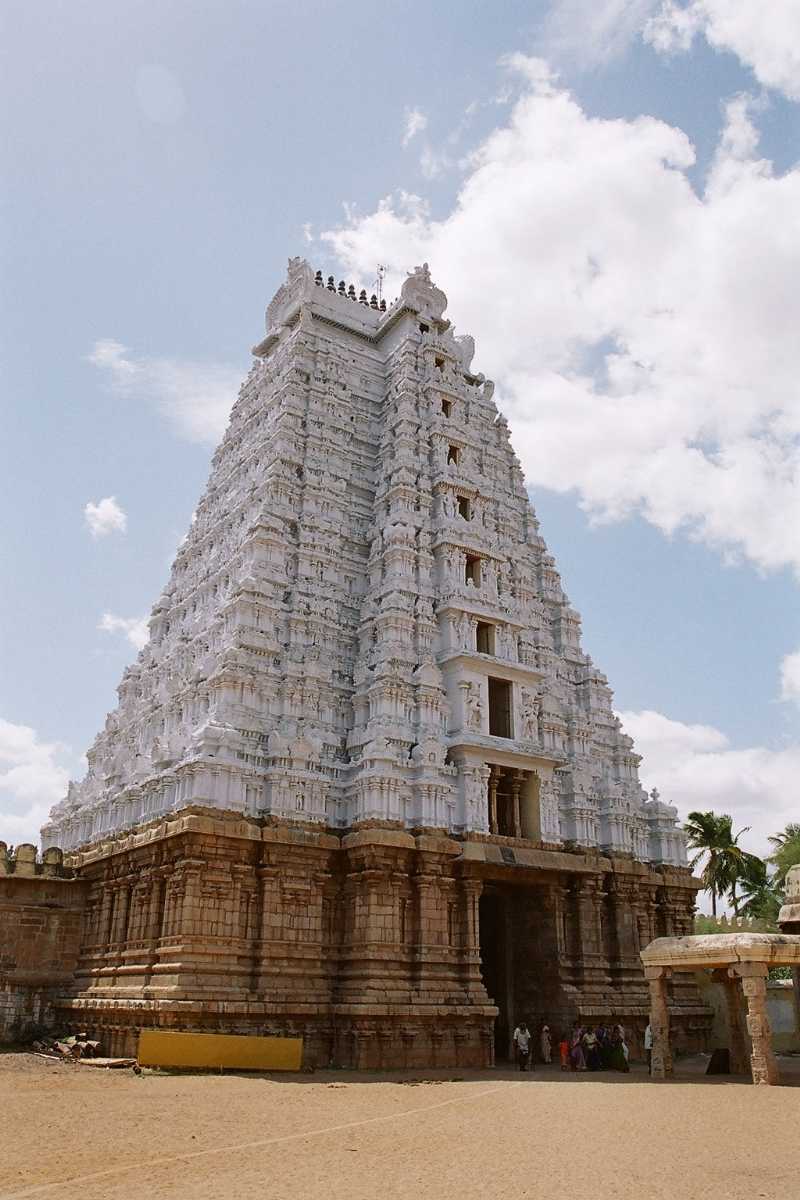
[[400, 263, 447, 322]]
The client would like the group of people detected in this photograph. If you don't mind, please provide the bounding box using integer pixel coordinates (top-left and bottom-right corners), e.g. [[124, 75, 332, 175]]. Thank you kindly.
[[512, 1020, 632, 1073]]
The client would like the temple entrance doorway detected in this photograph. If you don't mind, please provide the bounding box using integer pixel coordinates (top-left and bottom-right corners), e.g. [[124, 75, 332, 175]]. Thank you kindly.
[[479, 889, 515, 1060]]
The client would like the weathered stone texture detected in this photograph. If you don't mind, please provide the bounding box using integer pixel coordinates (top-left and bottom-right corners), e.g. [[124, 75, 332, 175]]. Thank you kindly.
[[0, 845, 88, 1041], [40, 808, 703, 1067]]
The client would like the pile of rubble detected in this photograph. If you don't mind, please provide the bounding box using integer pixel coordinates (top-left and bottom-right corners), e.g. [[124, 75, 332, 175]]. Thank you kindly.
[[31, 1033, 137, 1069], [32, 1033, 100, 1060]]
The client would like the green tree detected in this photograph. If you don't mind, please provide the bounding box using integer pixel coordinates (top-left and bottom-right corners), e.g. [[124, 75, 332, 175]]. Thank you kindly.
[[737, 857, 781, 925], [767, 823, 800, 889], [684, 811, 759, 917]]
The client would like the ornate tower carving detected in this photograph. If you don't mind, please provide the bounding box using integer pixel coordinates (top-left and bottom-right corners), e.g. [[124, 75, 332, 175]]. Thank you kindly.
[[43, 259, 686, 869]]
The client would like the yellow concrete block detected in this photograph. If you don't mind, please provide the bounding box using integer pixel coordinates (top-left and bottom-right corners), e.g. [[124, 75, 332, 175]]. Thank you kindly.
[[137, 1030, 303, 1071]]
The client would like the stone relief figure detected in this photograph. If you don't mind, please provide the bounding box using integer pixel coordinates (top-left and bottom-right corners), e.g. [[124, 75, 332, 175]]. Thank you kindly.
[[520, 688, 541, 742], [465, 683, 483, 731], [464, 766, 484, 823]]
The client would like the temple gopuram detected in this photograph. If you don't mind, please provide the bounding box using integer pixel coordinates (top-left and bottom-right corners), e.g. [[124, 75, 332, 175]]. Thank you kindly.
[[38, 260, 708, 1066]]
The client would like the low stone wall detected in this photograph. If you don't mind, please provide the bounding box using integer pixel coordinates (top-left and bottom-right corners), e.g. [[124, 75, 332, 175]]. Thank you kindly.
[[695, 970, 799, 1055], [0, 844, 88, 1042], [766, 980, 799, 1053]]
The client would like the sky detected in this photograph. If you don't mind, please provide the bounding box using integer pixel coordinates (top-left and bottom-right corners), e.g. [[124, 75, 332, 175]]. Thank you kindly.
[[2, 1, 799, 879]]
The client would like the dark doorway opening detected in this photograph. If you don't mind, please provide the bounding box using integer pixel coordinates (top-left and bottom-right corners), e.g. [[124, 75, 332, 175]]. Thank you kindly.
[[476, 621, 495, 655], [479, 890, 513, 1060], [488, 677, 513, 737]]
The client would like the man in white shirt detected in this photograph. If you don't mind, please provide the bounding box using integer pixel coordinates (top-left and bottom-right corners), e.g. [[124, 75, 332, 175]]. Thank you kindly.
[[513, 1022, 532, 1071], [644, 1022, 653, 1074]]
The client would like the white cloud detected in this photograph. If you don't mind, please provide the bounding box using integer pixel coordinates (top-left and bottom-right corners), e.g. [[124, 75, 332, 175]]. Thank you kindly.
[[98, 612, 149, 651], [645, 1, 800, 101], [0, 718, 72, 846], [618, 709, 800, 857], [780, 650, 800, 706], [419, 145, 452, 180], [323, 58, 800, 578], [402, 107, 428, 147], [542, 0, 659, 66], [87, 339, 241, 445], [84, 495, 127, 539]]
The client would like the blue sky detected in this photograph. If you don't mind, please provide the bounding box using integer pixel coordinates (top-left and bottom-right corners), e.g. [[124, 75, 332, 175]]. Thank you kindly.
[[2, 1, 799, 867]]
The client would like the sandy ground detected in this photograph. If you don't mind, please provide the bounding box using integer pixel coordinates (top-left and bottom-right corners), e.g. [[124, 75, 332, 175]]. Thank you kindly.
[[2, 1051, 799, 1200]]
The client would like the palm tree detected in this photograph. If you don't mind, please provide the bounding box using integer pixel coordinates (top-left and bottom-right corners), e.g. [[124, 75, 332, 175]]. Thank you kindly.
[[684, 811, 758, 917], [738, 857, 781, 925], [767, 823, 800, 889], [684, 811, 734, 917]]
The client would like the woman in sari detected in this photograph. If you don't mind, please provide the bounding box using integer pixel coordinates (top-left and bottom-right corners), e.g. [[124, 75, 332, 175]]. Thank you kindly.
[[609, 1023, 630, 1072], [569, 1022, 586, 1071], [583, 1026, 601, 1071], [540, 1023, 552, 1064]]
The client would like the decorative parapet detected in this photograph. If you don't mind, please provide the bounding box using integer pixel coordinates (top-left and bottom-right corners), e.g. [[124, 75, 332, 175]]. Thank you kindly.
[[0, 843, 74, 879]]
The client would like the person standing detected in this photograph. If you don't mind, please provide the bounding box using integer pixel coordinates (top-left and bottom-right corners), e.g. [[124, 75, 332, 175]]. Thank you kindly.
[[540, 1022, 552, 1064], [569, 1022, 586, 1071], [513, 1022, 532, 1071], [644, 1022, 653, 1074], [583, 1026, 601, 1071], [609, 1023, 630, 1073]]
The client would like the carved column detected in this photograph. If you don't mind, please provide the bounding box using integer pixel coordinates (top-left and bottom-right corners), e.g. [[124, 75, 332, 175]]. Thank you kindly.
[[488, 770, 499, 835], [712, 969, 748, 1075], [574, 877, 602, 958], [735, 963, 779, 1085], [112, 881, 132, 947], [99, 880, 116, 952], [511, 770, 523, 839], [461, 878, 482, 955], [611, 880, 638, 963], [644, 965, 673, 1078]]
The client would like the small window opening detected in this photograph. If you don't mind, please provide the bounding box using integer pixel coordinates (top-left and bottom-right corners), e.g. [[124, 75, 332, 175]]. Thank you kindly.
[[435, 356, 445, 370], [488, 677, 513, 738], [465, 555, 481, 587], [447, 444, 460, 466], [441, 397, 452, 417], [419, 322, 430, 333], [457, 495, 471, 520], [476, 621, 495, 655]]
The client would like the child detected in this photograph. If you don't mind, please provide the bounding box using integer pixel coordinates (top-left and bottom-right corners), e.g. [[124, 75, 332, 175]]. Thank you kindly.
[[559, 1033, 570, 1071]]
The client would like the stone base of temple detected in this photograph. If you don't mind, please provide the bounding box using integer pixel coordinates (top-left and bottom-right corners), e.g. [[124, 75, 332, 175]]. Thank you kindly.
[[49, 806, 710, 1067]]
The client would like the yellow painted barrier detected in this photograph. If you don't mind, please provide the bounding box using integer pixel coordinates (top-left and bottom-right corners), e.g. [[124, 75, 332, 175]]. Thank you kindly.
[[137, 1030, 303, 1071]]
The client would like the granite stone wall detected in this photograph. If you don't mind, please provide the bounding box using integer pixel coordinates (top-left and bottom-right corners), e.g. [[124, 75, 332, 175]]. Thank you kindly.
[[50, 806, 706, 1067], [0, 844, 88, 1042]]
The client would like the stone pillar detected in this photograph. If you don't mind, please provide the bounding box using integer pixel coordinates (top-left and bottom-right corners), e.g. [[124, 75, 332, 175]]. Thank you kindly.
[[488, 771, 499, 835], [511, 771, 523, 839], [112, 883, 132, 947], [734, 963, 779, 1086], [461, 878, 482, 954], [611, 880, 639, 962], [713, 969, 749, 1075], [644, 965, 673, 1078]]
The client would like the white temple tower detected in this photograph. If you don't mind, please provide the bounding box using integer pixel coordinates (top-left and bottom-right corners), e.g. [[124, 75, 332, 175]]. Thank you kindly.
[[44, 259, 686, 867]]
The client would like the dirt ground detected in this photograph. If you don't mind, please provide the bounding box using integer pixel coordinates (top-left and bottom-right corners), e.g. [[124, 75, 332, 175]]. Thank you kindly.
[[2, 1051, 798, 1200]]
